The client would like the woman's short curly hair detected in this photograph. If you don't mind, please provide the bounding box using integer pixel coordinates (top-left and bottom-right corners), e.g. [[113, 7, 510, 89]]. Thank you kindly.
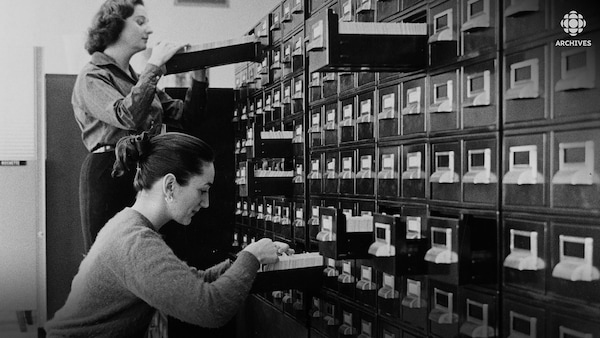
[[85, 0, 145, 54]]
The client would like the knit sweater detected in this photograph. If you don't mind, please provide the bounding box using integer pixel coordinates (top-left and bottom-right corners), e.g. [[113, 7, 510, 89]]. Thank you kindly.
[[44, 208, 260, 337]]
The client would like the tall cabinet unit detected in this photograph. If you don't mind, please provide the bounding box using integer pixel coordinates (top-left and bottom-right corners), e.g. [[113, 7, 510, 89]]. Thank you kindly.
[[232, 0, 600, 337]]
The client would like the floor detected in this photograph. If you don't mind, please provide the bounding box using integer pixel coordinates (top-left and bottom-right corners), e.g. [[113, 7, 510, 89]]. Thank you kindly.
[[0, 311, 39, 338]]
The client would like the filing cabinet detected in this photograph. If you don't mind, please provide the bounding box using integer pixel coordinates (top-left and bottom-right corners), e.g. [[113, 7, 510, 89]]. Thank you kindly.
[[503, 0, 548, 46], [293, 201, 306, 243], [550, 127, 600, 213], [324, 150, 340, 194], [338, 260, 357, 300], [309, 107, 323, 147], [461, 59, 497, 130], [430, 140, 461, 202], [548, 220, 600, 304], [401, 275, 429, 334], [309, 199, 323, 241], [462, 136, 498, 206], [282, 37, 295, 80], [377, 146, 400, 199], [502, 132, 547, 209], [321, 296, 342, 337], [291, 32, 305, 73], [403, 0, 425, 12], [317, 207, 374, 260], [428, 0, 459, 66], [323, 257, 341, 291], [292, 119, 304, 156], [428, 280, 459, 338], [401, 77, 426, 136], [305, 7, 427, 73], [368, 212, 428, 276], [425, 211, 497, 286], [460, 0, 498, 58], [340, 150, 356, 195], [356, 147, 376, 196], [376, 0, 400, 22], [355, 263, 378, 308], [282, 0, 305, 38], [355, 0, 376, 23], [357, 91, 375, 141], [283, 79, 294, 117], [338, 302, 360, 337], [401, 142, 428, 200], [379, 321, 403, 338], [377, 85, 400, 139], [270, 87, 283, 121], [310, 72, 323, 102], [309, 152, 324, 194], [502, 216, 548, 295], [428, 69, 460, 134], [502, 296, 547, 338], [458, 288, 498, 338], [322, 72, 338, 98], [293, 160, 305, 196], [377, 271, 401, 318], [292, 74, 304, 115], [309, 295, 325, 334], [340, 97, 356, 143], [356, 308, 377, 338], [552, 37, 600, 121], [232, 2, 600, 337], [357, 201, 375, 217], [323, 102, 338, 146], [339, 71, 356, 93], [271, 5, 283, 43], [547, 309, 600, 338], [503, 46, 548, 125], [357, 71, 376, 88]]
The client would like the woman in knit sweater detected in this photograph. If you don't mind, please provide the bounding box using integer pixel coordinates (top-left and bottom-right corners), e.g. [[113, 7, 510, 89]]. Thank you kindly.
[[45, 132, 281, 337]]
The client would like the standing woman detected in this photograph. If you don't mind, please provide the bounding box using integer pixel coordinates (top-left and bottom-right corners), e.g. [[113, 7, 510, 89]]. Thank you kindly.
[[74, 0, 203, 250], [45, 132, 284, 337]]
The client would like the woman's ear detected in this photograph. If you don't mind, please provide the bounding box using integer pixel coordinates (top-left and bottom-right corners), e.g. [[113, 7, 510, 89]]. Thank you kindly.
[[162, 173, 177, 202]]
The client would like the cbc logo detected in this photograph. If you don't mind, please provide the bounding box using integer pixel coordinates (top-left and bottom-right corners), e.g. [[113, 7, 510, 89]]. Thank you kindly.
[[561, 10, 586, 37]]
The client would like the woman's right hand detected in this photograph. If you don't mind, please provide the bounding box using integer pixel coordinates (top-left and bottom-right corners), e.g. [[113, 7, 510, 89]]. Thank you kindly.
[[243, 238, 279, 265], [147, 41, 189, 68]]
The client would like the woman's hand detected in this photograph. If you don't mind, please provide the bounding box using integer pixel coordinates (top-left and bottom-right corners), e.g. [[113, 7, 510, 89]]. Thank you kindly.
[[243, 238, 279, 265], [147, 41, 189, 68]]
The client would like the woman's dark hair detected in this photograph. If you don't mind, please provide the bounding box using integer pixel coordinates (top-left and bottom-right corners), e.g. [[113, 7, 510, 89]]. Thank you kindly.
[[85, 0, 145, 54], [112, 132, 215, 192]]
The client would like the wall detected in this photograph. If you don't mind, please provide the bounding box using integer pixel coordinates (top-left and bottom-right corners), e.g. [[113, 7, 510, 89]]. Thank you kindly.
[[0, 0, 281, 327], [32, 0, 282, 87]]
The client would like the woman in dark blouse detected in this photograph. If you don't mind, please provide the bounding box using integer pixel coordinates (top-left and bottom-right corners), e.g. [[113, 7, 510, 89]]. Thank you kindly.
[[73, 0, 204, 250]]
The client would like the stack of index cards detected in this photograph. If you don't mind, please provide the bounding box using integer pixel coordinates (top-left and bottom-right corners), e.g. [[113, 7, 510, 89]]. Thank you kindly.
[[261, 252, 324, 272]]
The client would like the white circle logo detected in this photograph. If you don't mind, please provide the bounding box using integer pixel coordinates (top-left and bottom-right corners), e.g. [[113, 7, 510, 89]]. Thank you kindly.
[[561, 10, 586, 36]]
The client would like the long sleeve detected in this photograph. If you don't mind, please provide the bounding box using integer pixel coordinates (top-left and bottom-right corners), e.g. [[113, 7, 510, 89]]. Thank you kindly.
[[115, 230, 260, 328], [77, 63, 163, 131], [72, 53, 168, 151], [190, 259, 232, 283]]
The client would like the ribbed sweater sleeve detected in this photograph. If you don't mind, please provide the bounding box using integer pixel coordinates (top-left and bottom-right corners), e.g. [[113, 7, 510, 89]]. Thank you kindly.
[[110, 224, 260, 328]]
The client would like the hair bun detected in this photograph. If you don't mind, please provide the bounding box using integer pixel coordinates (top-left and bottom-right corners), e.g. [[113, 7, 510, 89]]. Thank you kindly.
[[112, 132, 151, 178], [131, 132, 150, 161]]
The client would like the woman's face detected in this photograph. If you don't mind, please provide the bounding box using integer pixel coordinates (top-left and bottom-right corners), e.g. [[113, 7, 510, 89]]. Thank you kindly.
[[119, 4, 153, 53], [168, 163, 215, 225]]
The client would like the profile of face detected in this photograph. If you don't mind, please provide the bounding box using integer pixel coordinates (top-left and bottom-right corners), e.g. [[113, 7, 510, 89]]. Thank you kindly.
[[167, 163, 215, 225], [118, 4, 153, 53]]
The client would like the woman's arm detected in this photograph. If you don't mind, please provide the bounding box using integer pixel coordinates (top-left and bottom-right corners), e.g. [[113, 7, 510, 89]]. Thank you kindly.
[[120, 232, 260, 328], [190, 259, 232, 282], [77, 63, 164, 131]]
